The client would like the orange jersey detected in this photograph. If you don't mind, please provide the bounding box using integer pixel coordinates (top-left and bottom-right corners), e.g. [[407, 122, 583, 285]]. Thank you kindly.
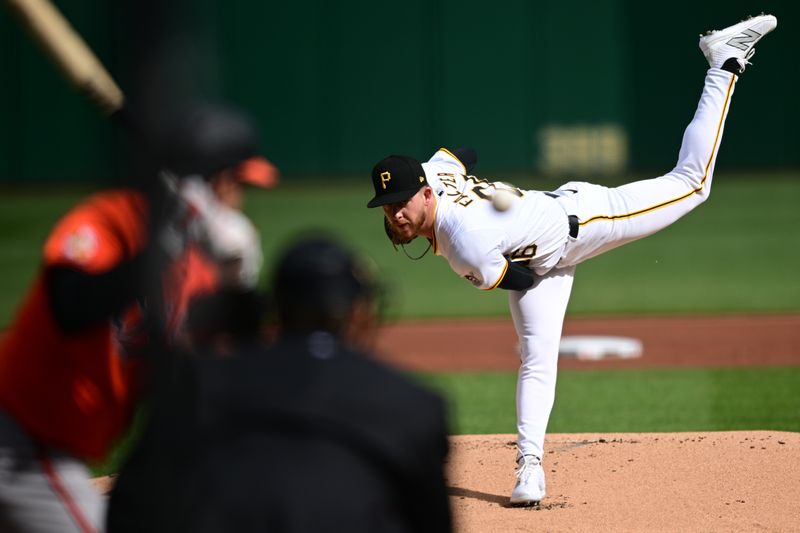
[[0, 189, 218, 462], [163, 246, 219, 338]]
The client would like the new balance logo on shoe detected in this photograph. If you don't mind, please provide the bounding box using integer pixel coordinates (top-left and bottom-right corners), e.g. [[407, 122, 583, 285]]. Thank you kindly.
[[699, 14, 776, 73], [725, 29, 762, 51]]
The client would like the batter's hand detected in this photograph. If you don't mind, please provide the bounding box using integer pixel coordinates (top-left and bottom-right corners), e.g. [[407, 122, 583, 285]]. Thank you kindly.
[[153, 173, 208, 260], [178, 177, 263, 288], [202, 206, 263, 288]]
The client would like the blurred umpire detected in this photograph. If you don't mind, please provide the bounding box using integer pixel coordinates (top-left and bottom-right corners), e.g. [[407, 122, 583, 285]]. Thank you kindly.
[[107, 234, 452, 533]]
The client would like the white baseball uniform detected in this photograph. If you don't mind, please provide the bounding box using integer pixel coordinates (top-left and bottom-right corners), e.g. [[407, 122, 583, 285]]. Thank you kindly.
[[423, 67, 736, 459], [179, 177, 264, 288]]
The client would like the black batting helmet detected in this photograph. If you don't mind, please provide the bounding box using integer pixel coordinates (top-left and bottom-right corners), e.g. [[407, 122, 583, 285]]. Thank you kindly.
[[156, 103, 276, 185]]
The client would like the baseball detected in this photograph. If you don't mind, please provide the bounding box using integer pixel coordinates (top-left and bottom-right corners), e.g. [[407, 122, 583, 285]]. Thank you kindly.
[[492, 188, 514, 212]]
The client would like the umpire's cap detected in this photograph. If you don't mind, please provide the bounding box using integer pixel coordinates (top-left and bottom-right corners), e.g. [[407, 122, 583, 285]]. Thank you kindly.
[[158, 103, 278, 188], [367, 155, 427, 208], [273, 234, 379, 334]]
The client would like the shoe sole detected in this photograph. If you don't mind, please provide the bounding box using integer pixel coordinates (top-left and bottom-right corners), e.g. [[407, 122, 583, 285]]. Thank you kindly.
[[509, 489, 546, 506], [509, 498, 542, 507]]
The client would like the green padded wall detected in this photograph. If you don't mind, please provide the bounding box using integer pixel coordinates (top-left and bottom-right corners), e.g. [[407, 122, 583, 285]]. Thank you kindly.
[[0, 0, 796, 183]]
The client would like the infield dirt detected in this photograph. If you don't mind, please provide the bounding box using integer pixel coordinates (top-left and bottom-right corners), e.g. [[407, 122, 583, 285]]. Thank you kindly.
[[91, 430, 800, 531], [447, 431, 800, 532], [375, 314, 800, 532], [373, 314, 800, 371]]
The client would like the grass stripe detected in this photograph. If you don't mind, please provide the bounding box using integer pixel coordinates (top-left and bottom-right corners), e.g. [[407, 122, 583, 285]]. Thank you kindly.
[[416, 367, 800, 435]]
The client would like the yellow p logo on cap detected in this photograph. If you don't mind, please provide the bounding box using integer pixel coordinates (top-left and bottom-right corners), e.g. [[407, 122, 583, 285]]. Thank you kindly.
[[380, 171, 391, 189]]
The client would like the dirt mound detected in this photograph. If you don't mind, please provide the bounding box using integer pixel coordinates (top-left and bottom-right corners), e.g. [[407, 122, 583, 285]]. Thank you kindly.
[[448, 431, 800, 532], [92, 433, 799, 531]]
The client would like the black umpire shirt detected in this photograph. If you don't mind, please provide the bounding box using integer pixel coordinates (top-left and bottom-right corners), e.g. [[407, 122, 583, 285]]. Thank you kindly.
[[107, 334, 452, 533]]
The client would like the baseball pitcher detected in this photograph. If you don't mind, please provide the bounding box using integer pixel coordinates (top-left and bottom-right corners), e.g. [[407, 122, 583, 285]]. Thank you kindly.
[[366, 14, 777, 506]]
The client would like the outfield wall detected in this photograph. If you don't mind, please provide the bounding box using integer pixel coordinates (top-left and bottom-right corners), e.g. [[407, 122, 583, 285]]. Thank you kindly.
[[1, 0, 796, 183]]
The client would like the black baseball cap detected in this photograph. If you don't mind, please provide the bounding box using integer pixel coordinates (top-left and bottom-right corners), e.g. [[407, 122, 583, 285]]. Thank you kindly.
[[366, 155, 428, 208]]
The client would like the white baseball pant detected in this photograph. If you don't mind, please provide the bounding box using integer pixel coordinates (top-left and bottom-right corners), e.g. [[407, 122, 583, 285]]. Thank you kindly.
[[0, 410, 105, 533], [512, 68, 737, 459]]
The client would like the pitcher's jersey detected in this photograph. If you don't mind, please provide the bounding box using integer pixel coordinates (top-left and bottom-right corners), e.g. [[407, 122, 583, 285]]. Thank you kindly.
[[423, 149, 571, 290]]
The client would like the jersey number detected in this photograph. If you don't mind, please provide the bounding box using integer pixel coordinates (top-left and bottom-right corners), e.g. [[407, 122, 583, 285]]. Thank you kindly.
[[506, 244, 538, 263]]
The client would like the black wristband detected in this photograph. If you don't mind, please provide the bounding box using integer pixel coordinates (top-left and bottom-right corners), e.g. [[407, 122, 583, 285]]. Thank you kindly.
[[497, 261, 535, 291]]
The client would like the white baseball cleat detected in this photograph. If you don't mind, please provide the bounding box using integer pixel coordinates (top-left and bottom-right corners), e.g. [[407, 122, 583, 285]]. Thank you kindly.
[[509, 454, 546, 506], [699, 13, 777, 73]]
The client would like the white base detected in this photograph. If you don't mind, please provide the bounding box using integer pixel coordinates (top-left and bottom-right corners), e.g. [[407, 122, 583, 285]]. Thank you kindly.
[[559, 335, 643, 361]]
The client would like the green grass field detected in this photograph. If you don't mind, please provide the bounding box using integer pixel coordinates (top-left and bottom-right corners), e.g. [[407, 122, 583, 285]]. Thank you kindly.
[[418, 367, 800, 435], [1, 173, 798, 476], [254, 173, 800, 318], [1, 173, 799, 325]]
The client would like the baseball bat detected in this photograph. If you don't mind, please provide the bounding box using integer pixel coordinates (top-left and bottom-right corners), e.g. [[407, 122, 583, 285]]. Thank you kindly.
[[3, 0, 125, 116], [3, 0, 177, 343]]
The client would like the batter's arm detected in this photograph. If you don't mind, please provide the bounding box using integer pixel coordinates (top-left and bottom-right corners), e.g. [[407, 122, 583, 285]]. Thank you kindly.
[[46, 258, 145, 332]]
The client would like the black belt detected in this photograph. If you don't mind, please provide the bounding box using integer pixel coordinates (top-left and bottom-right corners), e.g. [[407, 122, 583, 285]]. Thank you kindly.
[[568, 215, 579, 238]]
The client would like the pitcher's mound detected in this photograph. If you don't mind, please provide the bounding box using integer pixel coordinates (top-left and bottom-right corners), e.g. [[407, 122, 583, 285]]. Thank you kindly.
[[448, 431, 799, 532]]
